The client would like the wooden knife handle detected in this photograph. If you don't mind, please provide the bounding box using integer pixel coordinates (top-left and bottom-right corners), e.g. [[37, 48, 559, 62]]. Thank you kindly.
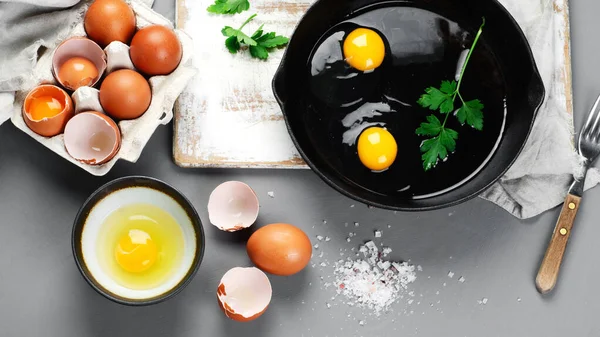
[[535, 193, 581, 294]]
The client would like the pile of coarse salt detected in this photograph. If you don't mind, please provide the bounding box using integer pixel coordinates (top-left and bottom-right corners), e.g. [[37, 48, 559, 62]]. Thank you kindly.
[[333, 241, 416, 316]]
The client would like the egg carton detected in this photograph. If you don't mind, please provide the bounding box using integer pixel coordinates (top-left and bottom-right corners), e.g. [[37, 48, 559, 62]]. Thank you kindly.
[[9, 0, 197, 176]]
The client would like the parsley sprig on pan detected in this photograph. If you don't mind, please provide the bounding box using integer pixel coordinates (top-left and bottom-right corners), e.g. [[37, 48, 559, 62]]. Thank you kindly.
[[416, 18, 486, 171], [221, 14, 290, 60]]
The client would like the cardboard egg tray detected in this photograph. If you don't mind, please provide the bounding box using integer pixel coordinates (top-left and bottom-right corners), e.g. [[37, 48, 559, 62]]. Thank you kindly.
[[10, 0, 197, 176]]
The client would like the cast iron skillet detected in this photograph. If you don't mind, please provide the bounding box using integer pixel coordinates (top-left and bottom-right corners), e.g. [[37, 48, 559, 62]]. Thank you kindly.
[[272, 0, 545, 211]]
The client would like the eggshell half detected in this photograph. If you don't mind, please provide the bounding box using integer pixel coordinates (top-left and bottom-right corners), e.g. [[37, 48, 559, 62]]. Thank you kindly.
[[22, 84, 74, 137], [63, 111, 121, 165], [217, 267, 272, 322], [52, 37, 107, 91], [246, 223, 312, 276], [207, 181, 259, 232]]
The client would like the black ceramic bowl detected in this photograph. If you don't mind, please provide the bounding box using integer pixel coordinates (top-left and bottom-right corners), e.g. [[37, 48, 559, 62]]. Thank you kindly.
[[72, 176, 205, 306], [273, 0, 545, 211]]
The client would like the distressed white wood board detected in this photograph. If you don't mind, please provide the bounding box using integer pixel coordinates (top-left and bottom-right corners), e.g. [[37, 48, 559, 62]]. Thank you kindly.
[[173, 0, 573, 169]]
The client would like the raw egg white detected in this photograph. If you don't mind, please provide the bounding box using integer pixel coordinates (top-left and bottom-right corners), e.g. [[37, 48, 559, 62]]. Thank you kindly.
[[343, 27, 385, 72], [357, 126, 397, 172], [217, 267, 272, 322], [95, 203, 186, 290]]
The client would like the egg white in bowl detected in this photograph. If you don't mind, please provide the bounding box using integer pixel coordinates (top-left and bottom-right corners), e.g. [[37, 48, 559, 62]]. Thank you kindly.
[[72, 176, 204, 305]]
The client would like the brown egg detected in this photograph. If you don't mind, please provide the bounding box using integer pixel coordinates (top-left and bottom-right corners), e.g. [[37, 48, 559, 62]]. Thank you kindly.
[[22, 84, 74, 137], [84, 0, 136, 48], [246, 223, 312, 276], [130, 25, 182, 76], [99, 69, 151, 120]]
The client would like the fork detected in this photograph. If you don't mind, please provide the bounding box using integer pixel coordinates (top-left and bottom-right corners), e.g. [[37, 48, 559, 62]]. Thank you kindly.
[[535, 93, 600, 294]]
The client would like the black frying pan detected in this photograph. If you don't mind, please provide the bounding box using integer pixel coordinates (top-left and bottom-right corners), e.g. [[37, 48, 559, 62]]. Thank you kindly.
[[272, 0, 545, 211]]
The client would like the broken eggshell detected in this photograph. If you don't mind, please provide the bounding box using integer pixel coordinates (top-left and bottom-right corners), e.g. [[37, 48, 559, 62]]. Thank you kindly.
[[71, 86, 104, 114], [52, 37, 107, 91], [63, 111, 121, 165], [22, 84, 74, 137], [217, 267, 272, 322], [104, 41, 136, 73], [207, 181, 259, 232]]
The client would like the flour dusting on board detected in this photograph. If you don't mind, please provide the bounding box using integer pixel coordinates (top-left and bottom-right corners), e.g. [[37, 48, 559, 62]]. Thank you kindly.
[[175, 0, 314, 167], [175, 0, 572, 169]]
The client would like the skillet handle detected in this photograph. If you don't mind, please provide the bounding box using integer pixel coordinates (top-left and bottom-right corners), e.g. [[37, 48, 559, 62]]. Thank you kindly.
[[535, 193, 581, 294]]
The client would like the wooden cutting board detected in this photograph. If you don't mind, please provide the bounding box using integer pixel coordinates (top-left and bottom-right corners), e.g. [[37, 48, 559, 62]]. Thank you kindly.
[[173, 0, 573, 169]]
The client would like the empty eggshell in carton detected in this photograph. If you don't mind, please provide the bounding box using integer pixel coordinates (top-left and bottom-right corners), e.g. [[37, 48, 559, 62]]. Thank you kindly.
[[104, 41, 136, 73], [9, 0, 197, 176], [72, 87, 104, 114]]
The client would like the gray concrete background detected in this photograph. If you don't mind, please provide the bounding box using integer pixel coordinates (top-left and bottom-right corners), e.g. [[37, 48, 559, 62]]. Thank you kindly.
[[0, 0, 599, 336]]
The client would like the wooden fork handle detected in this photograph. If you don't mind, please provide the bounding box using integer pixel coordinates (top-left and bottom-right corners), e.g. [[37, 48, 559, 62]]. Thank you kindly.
[[535, 193, 581, 294]]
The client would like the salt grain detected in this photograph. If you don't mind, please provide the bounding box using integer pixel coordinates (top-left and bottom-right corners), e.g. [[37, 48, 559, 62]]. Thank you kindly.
[[314, 244, 319, 249], [359, 320, 365, 326], [316, 235, 324, 241], [325, 236, 331, 242], [346, 237, 351, 242], [447, 271, 454, 278], [267, 191, 275, 198], [417, 265, 423, 271], [458, 276, 465, 283], [354, 222, 359, 227], [374, 230, 382, 238]]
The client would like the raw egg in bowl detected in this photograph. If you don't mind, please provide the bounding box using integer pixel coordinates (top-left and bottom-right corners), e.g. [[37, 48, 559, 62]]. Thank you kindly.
[[72, 176, 205, 305]]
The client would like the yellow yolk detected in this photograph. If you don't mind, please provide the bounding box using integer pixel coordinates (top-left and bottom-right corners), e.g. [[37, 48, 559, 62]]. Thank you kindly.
[[343, 27, 385, 72], [115, 229, 158, 273], [29, 96, 64, 120], [357, 127, 397, 171]]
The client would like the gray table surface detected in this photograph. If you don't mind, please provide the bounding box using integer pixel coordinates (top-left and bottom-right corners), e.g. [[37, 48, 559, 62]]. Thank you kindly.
[[1, 1, 599, 336]]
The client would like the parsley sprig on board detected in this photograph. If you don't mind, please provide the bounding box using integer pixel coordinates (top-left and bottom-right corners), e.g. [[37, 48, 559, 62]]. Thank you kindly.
[[207, 0, 250, 14], [221, 14, 290, 59], [416, 18, 486, 171]]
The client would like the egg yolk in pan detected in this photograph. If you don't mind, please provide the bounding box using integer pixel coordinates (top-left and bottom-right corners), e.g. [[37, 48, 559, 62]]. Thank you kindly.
[[357, 127, 397, 171], [115, 229, 158, 273], [343, 27, 385, 72]]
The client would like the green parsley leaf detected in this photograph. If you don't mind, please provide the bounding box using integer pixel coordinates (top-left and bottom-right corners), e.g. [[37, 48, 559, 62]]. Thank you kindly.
[[225, 36, 240, 53], [417, 83, 455, 114], [456, 99, 484, 130], [420, 128, 458, 171], [207, 0, 250, 14], [256, 33, 289, 48], [249, 45, 268, 59], [440, 80, 457, 95], [415, 115, 442, 137], [221, 26, 237, 37], [221, 14, 288, 59], [246, 29, 289, 59]]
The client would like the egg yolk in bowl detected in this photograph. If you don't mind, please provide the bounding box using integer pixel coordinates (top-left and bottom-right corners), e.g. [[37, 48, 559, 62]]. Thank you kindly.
[[343, 27, 385, 72]]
